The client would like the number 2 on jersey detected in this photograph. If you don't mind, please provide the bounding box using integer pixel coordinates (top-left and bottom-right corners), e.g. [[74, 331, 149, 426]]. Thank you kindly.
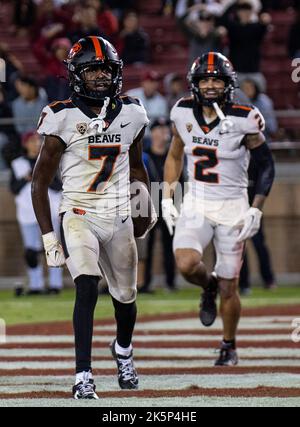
[[193, 146, 219, 184], [88, 145, 121, 192]]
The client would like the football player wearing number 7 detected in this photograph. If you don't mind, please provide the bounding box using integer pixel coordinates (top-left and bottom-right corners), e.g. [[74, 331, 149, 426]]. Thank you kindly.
[[162, 52, 275, 366], [32, 37, 155, 398]]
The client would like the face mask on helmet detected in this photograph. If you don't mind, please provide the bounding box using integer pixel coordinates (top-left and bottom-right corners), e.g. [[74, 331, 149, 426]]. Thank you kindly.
[[82, 63, 112, 91], [188, 53, 237, 107], [193, 76, 232, 107], [190, 74, 234, 107], [72, 61, 121, 101]]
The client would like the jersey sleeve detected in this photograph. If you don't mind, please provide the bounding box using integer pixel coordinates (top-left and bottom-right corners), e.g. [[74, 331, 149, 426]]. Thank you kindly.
[[243, 107, 266, 135], [170, 100, 179, 125], [133, 102, 150, 140], [37, 105, 60, 137], [37, 105, 67, 147]]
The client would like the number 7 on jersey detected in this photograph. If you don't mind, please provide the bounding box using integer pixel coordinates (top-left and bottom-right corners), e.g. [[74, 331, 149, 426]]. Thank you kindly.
[[87, 145, 121, 192]]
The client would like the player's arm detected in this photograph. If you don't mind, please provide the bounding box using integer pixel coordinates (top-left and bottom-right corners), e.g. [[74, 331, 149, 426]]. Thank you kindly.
[[163, 124, 185, 199], [245, 133, 275, 211], [32, 135, 66, 267], [129, 127, 150, 191], [129, 127, 157, 235], [162, 124, 185, 235], [235, 132, 275, 243]]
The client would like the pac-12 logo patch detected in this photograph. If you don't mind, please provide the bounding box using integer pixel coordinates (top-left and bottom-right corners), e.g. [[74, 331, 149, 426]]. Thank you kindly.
[[76, 123, 88, 135], [186, 123, 193, 133]]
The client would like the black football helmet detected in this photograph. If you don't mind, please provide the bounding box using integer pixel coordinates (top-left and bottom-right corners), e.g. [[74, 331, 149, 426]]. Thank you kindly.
[[65, 36, 123, 101], [188, 52, 238, 106]]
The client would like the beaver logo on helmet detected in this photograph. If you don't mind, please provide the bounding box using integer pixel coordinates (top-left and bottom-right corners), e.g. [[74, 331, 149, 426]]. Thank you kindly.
[[188, 52, 238, 107], [68, 42, 82, 60], [65, 36, 123, 101]]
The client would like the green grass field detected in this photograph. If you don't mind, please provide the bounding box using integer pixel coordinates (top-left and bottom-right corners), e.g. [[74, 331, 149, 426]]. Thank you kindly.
[[0, 286, 300, 326]]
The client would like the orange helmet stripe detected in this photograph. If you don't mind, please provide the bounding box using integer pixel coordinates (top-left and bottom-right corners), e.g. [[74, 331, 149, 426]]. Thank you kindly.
[[89, 36, 104, 60], [207, 52, 215, 73]]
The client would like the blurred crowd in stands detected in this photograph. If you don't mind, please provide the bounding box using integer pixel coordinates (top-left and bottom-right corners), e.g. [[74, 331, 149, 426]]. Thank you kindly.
[[0, 0, 299, 294], [0, 0, 299, 168]]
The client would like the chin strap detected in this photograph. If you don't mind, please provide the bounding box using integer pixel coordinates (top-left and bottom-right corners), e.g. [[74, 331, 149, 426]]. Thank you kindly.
[[88, 97, 110, 133], [213, 102, 234, 134]]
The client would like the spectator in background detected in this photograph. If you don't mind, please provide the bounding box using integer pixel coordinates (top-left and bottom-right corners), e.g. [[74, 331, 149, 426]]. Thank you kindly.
[[10, 131, 63, 296], [0, 85, 20, 170], [160, 0, 178, 16], [117, 11, 150, 65], [178, 6, 225, 66], [30, 0, 70, 42], [106, 0, 137, 19], [68, 5, 107, 44], [261, 0, 295, 10], [221, 0, 271, 91], [164, 72, 189, 112], [240, 78, 278, 141], [140, 118, 176, 294], [127, 71, 168, 128], [175, 0, 237, 19], [0, 43, 24, 102], [33, 36, 71, 102], [84, 0, 119, 40], [11, 0, 37, 37], [12, 76, 47, 137], [288, 8, 300, 59]]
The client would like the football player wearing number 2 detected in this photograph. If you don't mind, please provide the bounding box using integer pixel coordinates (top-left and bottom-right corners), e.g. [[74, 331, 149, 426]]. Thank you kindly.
[[163, 53, 275, 366], [32, 37, 155, 399]]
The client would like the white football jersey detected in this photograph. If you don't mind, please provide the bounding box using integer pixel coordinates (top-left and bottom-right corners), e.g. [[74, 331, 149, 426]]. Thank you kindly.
[[37, 95, 149, 217], [171, 98, 265, 201]]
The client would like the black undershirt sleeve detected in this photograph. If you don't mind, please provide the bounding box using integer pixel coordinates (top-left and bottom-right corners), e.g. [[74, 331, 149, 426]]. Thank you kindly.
[[250, 142, 275, 197]]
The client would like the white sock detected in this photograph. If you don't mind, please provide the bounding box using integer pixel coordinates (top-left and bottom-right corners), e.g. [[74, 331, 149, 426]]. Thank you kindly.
[[115, 341, 132, 357], [75, 370, 92, 385]]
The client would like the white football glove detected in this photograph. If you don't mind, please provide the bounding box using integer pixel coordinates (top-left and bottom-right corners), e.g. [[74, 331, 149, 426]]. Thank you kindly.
[[42, 232, 66, 267], [148, 200, 158, 232], [162, 198, 179, 236], [137, 200, 158, 240], [235, 207, 263, 243]]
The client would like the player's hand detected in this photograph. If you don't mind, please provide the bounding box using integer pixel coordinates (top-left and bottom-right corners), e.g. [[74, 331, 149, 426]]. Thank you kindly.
[[149, 200, 158, 232], [138, 200, 158, 239], [162, 198, 179, 236], [42, 232, 66, 267], [236, 207, 263, 242]]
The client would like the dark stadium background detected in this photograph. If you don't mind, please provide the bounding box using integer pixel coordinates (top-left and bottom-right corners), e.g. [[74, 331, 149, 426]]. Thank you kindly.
[[0, 0, 299, 290]]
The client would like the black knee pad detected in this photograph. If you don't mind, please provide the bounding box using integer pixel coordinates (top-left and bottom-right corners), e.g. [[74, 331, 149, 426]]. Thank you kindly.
[[74, 275, 99, 306], [24, 248, 39, 269], [75, 275, 99, 289]]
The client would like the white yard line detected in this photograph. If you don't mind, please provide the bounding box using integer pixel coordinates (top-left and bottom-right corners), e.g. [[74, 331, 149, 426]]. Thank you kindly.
[[1, 359, 300, 371], [4, 333, 295, 344], [0, 347, 300, 358], [1, 373, 300, 392]]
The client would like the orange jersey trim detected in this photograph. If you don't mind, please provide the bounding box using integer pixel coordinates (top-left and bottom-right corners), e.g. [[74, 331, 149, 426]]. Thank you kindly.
[[232, 105, 252, 112]]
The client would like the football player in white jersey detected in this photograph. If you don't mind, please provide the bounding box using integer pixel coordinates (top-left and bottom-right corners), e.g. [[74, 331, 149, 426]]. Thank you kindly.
[[163, 52, 275, 366], [32, 37, 154, 398]]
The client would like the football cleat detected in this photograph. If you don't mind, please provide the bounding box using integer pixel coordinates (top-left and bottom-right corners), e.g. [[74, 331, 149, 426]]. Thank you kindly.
[[73, 371, 99, 400], [215, 342, 239, 367], [110, 339, 139, 390], [199, 272, 218, 327]]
